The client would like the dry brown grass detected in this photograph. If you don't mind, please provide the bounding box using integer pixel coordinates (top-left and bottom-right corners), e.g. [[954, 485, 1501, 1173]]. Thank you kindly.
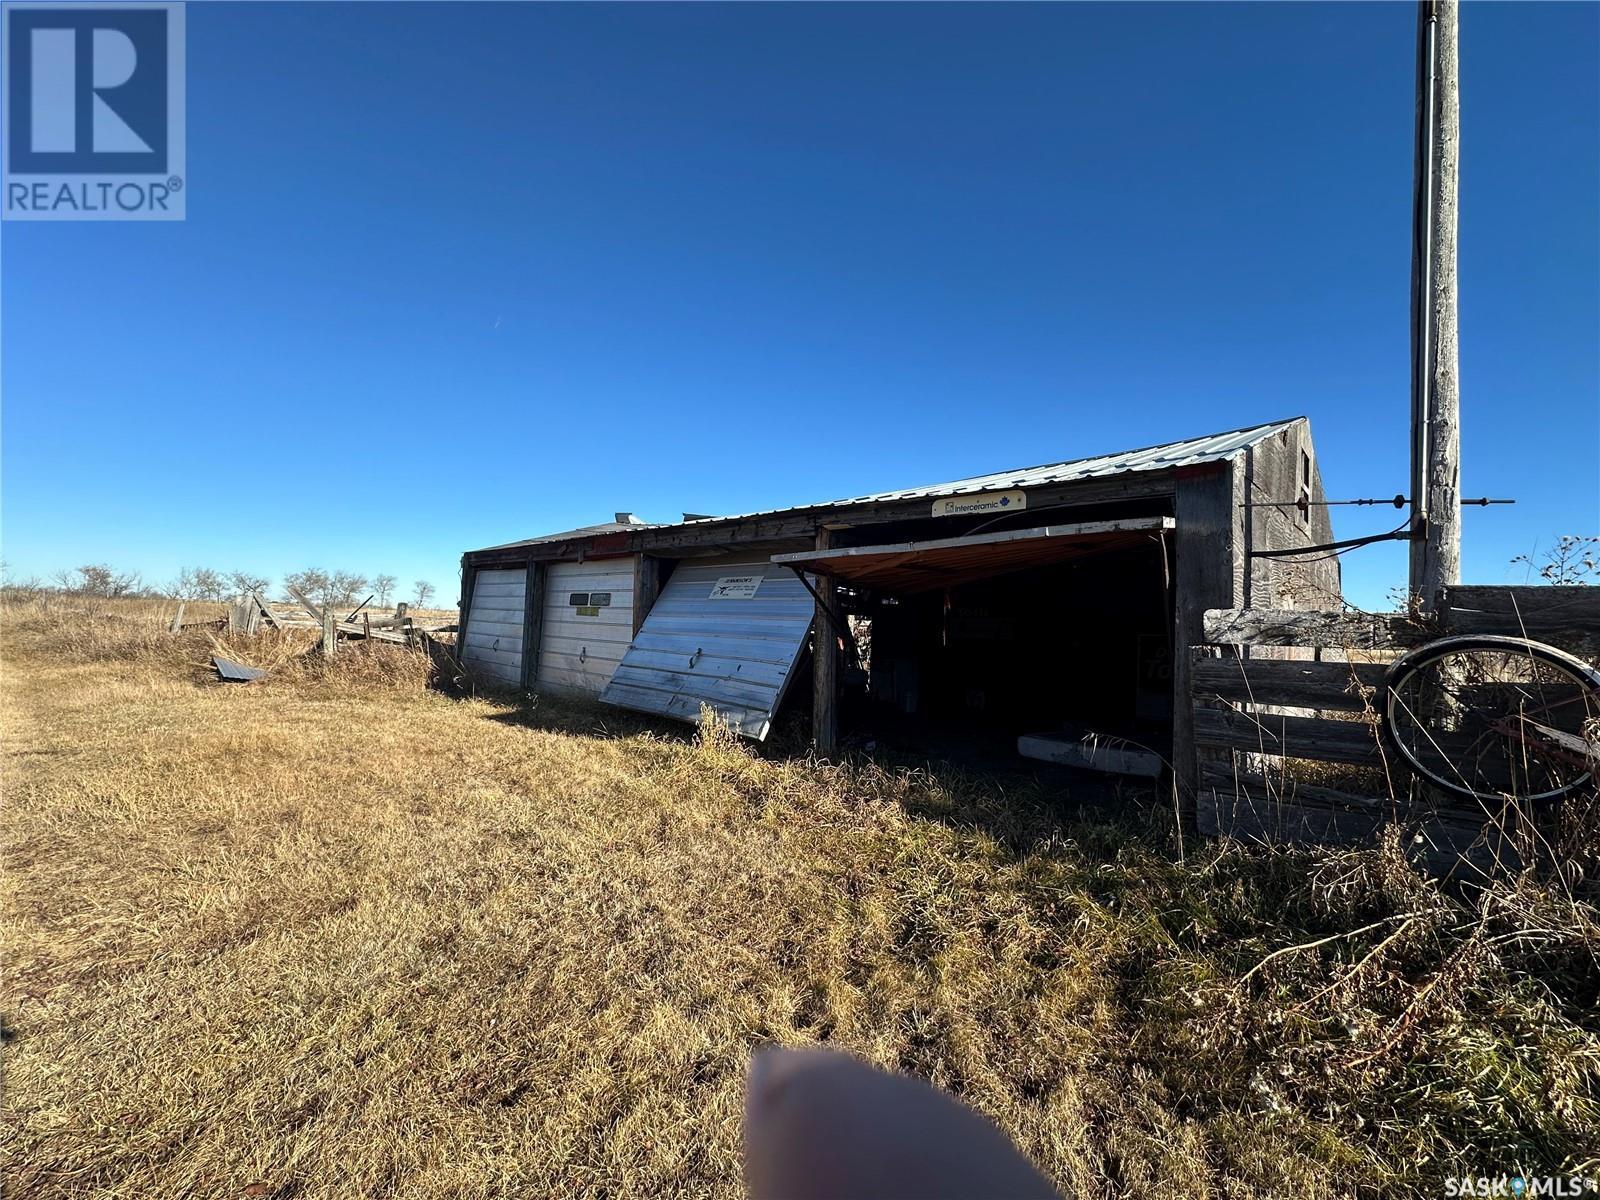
[[3, 597, 1597, 1199]]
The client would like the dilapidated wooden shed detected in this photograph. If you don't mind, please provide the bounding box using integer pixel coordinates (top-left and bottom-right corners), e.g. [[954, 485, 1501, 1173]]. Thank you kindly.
[[458, 417, 1341, 791]]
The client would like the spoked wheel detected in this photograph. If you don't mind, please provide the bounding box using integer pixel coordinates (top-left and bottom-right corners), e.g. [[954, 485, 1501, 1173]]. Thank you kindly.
[[1382, 635, 1600, 802]]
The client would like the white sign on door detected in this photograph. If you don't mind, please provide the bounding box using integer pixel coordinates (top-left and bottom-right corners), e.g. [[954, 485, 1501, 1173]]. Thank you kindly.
[[710, 575, 762, 600]]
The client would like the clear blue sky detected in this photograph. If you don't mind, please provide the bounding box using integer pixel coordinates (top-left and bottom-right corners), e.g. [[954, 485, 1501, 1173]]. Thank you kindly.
[[3, 2, 1596, 610]]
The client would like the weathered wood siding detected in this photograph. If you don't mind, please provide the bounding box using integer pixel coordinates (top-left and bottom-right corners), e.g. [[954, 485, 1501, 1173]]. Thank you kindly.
[[1190, 589, 1600, 873], [1243, 419, 1342, 612], [536, 559, 635, 696], [459, 568, 526, 686]]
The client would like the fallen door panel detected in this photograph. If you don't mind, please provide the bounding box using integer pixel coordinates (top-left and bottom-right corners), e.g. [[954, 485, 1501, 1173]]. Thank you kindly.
[[600, 559, 814, 740]]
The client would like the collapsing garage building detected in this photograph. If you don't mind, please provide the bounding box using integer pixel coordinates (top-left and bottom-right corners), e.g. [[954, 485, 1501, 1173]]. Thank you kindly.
[[456, 418, 1340, 790]]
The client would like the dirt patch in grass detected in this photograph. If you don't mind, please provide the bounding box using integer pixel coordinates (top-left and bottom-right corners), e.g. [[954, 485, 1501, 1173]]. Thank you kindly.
[[2, 598, 1596, 1198]]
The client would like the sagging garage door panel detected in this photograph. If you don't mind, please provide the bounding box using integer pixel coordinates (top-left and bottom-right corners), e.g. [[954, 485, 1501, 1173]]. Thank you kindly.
[[460, 568, 526, 686], [536, 559, 635, 696], [600, 559, 814, 740]]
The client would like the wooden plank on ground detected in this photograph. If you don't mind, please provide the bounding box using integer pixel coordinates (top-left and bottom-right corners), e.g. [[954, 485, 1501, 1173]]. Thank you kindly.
[[1203, 608, 1432, 650], [1192, 704, 1384, 766], [1191, 655, 1387, 712]]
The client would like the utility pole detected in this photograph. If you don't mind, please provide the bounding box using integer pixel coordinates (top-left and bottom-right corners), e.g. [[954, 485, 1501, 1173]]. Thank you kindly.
[[1408, 0, 1462, 613]]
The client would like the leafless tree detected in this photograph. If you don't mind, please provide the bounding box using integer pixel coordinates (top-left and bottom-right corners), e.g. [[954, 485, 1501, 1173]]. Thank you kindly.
[[0, 561, 44, 601], [330, 571, 369, 607], [374, 574, 397, 606], [284, 568, 333, 607], [228, 570, 271, 597], [74, 564, 141, 598], [171, 567, 228, 601], [413, 579, 435, 608], [283, 568, 372, 608]]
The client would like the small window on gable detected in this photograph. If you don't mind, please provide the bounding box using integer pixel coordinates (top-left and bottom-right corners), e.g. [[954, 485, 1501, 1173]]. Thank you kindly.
[[568, 592, 589, 606], [1301, 450, 1312, 487], [1298, 488, 1312, 527]]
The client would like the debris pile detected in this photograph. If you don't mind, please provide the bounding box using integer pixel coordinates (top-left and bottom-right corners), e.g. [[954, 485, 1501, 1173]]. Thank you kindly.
[[181, 589, 472, 689]]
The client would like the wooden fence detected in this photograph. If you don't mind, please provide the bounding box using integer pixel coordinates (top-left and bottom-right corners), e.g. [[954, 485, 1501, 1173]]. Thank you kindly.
[[1190, 585, 1599, 871]]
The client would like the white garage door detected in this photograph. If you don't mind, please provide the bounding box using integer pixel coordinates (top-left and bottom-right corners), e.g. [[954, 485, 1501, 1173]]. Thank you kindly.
[[536, 559, 635, 696], [600, 559, 814, 740], [460, 568, 526, 686]]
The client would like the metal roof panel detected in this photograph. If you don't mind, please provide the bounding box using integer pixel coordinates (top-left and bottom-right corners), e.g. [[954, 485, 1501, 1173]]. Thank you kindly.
[[698, 419, 1298, 518], [469, 419, 1299, 553]]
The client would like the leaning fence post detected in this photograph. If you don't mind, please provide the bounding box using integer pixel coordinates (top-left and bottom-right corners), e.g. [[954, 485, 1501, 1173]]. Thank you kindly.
[[322, 608, 337, 658], [169, 602, 186, 634]]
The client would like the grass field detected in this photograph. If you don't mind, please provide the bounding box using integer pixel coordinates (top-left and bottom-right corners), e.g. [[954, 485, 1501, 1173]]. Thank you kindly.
[[3, 596, 1596, 1199]]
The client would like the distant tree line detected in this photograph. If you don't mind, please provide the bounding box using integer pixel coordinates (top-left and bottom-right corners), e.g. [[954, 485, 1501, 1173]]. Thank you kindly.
[[0, 562, 442, 608], [278, 570, 435, 609]]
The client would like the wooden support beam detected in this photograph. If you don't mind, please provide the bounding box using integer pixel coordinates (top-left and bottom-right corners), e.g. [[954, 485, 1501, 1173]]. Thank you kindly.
[[251, 591, 282, 630], [456, 563, 476, 661], [287, 584, 326, 624], [168, 602, 185, 634], [1172, 465, 1243, 804], [321, 608, 337, 658], [811, 530, 838, 755], [633, 554, 663, 637], [520, 559, 544, 690]]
